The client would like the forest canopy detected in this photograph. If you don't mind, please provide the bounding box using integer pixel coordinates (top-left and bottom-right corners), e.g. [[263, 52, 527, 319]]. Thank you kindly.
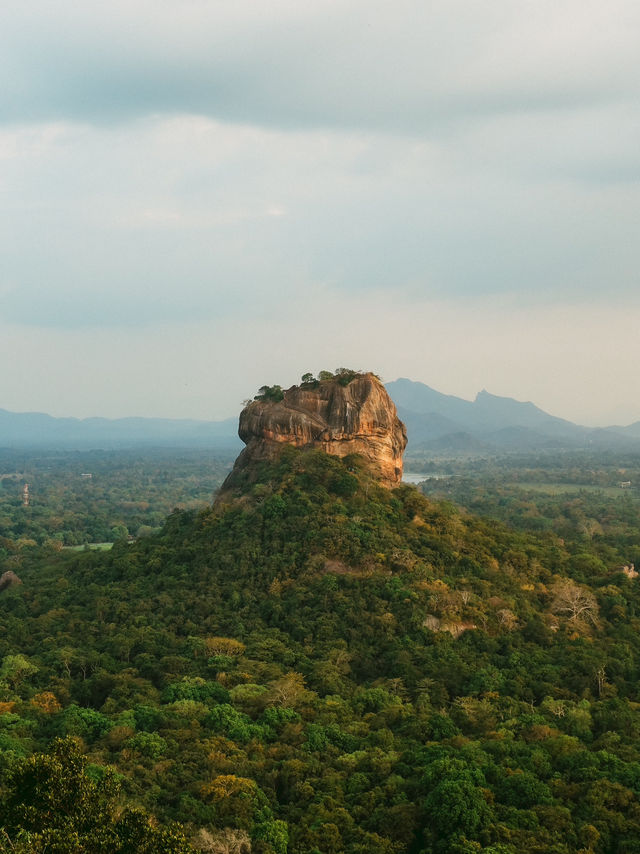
[[0, 446, 640, 852]]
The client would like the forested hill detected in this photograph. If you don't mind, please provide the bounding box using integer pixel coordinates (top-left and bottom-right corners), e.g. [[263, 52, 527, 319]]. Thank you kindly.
[[1, 447, 640, 852]]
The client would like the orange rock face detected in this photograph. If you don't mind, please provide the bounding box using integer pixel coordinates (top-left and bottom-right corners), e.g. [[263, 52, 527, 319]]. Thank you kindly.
[[224, 373, 407, 489], [0, 570, 22, 592]]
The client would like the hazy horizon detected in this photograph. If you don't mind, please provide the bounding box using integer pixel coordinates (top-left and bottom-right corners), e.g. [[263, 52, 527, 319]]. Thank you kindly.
[[2, 371, 639, 431], [3, 2, 640, 428]]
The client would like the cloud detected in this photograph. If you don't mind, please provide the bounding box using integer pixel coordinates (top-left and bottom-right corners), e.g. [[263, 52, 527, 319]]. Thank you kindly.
[[1, 106, 640, 332], [2, 1, 639, 131], [1, 0, 639, 425]]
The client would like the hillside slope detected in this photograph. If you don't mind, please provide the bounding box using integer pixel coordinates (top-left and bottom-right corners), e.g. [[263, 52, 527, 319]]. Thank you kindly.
[[1, 447, 640, 852]]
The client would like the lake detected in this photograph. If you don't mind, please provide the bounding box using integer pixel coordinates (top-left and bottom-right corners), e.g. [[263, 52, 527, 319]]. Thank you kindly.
[[402, 472, 450, 484]]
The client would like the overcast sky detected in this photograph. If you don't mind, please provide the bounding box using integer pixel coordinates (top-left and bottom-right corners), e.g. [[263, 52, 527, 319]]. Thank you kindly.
[[2, 0, 639, 425]]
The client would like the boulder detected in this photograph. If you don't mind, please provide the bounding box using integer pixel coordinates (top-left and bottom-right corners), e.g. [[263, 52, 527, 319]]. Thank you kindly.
[[0, 570, 22, 592]]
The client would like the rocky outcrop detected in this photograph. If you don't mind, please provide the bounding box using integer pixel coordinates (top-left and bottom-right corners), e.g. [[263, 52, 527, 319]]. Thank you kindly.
[[222, 373, 407, 491], [0, 570, 22, 592]]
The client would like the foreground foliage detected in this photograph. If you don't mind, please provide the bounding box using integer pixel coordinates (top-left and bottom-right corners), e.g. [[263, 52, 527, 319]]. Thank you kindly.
[[0, 737, 192, 852], [1, 447, 640, 852]]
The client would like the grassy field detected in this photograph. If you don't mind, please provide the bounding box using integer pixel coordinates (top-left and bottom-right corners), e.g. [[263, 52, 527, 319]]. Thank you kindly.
[[516, 482, 636, 497], [64, 542, 114, 551]]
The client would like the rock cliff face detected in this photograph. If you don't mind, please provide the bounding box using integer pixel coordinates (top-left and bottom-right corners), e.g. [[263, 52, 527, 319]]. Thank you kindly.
[[222, 373, 407, 491]]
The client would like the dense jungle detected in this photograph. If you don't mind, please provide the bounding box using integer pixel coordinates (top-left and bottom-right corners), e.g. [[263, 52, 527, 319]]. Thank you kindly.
[[1, 446, 640, 853]]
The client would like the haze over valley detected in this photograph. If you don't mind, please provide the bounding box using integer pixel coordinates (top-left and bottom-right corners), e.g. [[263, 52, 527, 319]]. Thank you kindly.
[[4, 377, 640, 455]]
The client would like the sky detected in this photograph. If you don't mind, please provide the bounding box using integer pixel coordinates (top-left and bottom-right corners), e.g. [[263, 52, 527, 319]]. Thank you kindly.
[[2, 0, 640, 426]]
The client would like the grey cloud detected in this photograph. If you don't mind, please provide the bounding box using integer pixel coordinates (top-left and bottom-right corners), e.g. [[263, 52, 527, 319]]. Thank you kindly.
[[2, 1, 640, 332], [2, 0, 639, 132], [3, 1, 640, 426], [2, 106, 640, 333]]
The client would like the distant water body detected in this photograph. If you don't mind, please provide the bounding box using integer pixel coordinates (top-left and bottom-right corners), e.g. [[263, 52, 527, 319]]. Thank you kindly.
[[402, 472, 450, 484]]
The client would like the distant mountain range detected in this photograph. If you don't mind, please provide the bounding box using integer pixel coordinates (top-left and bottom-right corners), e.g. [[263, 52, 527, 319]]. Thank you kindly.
[[2, 379, 640, 453], [0, 408, 241, 449], [386, 378, 640, 453]]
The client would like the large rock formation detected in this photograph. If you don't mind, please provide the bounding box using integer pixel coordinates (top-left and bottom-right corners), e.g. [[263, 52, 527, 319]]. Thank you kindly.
[[222, 372, 407, 491]]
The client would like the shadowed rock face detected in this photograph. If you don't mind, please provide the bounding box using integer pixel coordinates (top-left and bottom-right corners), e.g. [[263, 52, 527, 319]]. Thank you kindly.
[[223, 373, 407, 490], [0, 570, 22, 592]]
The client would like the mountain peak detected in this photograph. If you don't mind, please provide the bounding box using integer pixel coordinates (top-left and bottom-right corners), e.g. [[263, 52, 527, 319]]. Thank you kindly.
[[386, 378, 592, 451]]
